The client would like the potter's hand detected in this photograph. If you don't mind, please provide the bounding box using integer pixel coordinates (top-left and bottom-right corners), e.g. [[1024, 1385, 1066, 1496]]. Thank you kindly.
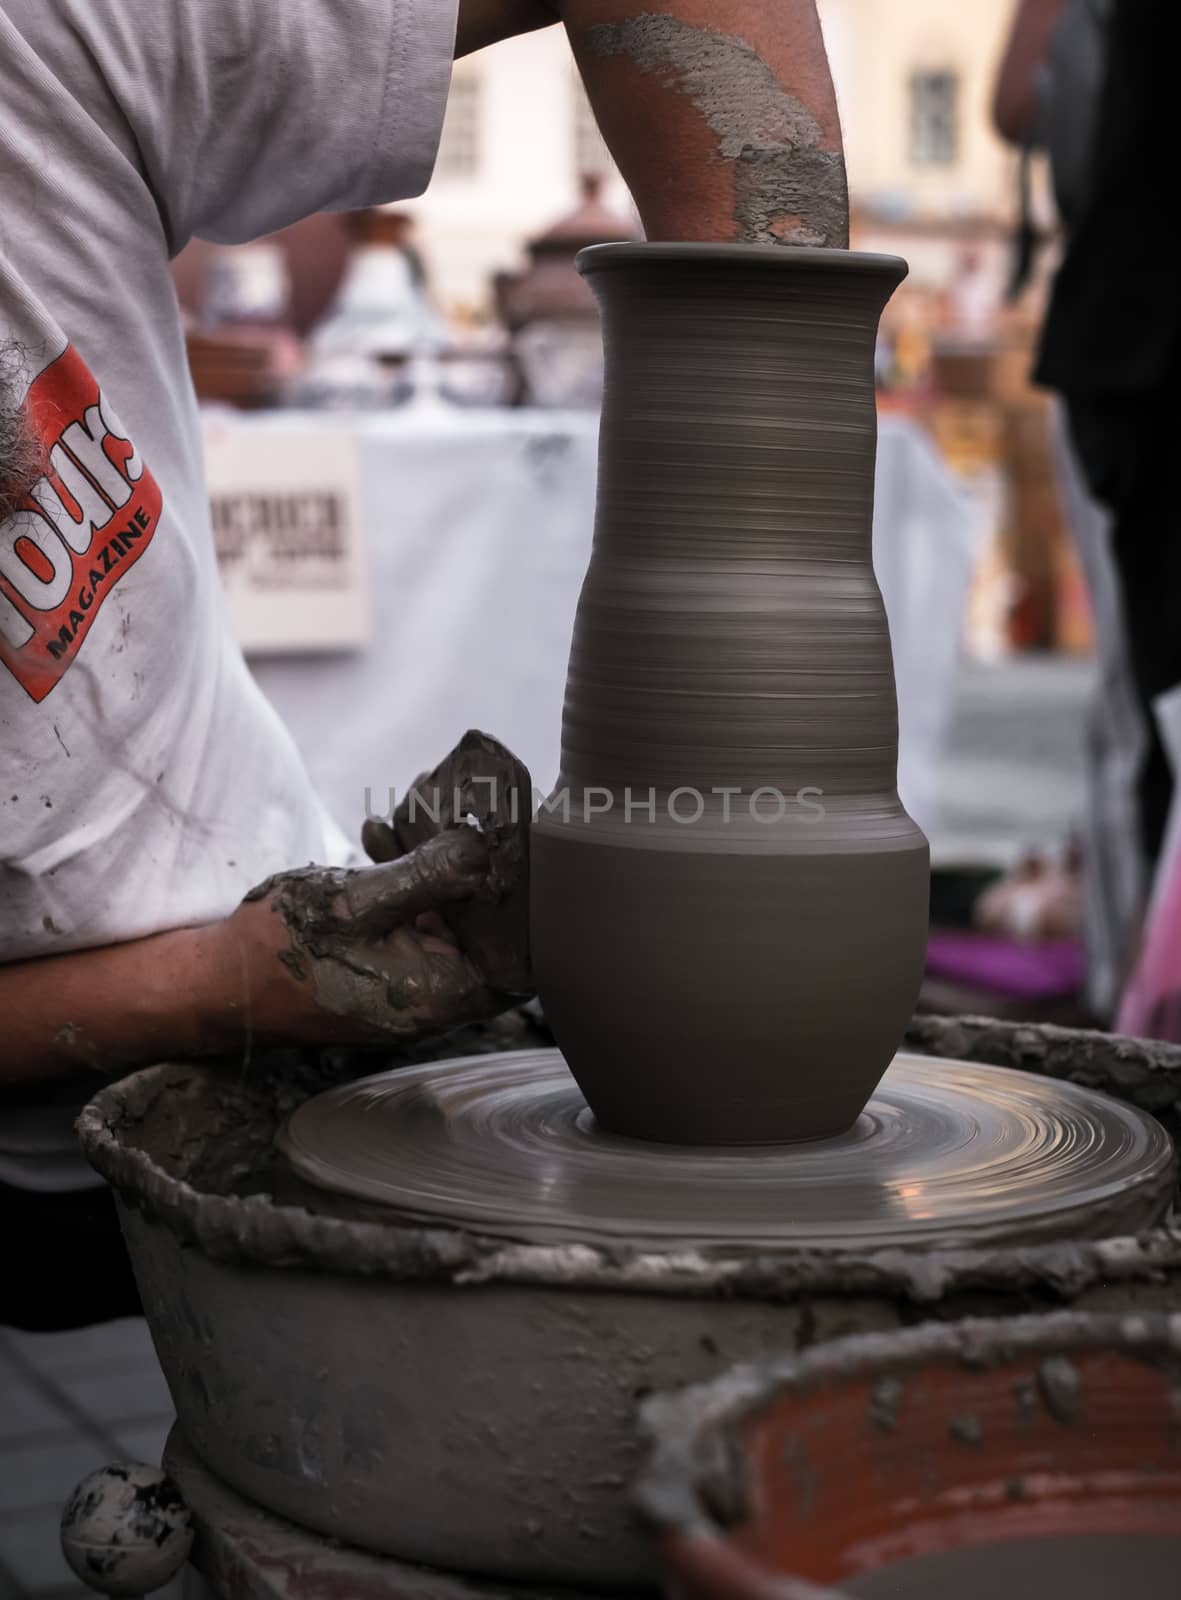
[[361, 729, 534, 1002], [226, 827, 505, 1047], [225, 730, 534, 1049]]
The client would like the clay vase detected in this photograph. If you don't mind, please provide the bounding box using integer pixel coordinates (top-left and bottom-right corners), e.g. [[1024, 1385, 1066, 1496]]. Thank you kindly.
[[531, 243, 929, 1145]]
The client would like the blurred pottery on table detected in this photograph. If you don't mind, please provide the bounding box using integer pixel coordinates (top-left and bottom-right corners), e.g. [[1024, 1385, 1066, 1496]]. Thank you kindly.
[[497, 176, 634, 409]]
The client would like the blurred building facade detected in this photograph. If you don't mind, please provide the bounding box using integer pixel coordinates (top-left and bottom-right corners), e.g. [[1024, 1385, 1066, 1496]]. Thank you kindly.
[[411, 30, 629, 311], [823, 0, 1015, 228], [412, 3, 1020, 311]]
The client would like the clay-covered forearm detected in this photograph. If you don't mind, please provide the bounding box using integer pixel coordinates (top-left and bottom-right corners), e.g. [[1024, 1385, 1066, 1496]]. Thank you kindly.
[[562, 1, 848, 246], [0, 924, 236, 1084]]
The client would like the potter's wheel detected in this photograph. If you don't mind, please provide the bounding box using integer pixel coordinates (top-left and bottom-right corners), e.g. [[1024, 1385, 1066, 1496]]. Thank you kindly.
[[280, 1050, 1175, 1250]]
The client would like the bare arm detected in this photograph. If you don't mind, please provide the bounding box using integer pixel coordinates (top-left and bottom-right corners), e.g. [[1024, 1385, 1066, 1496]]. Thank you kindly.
[[0, 831, 505, 1084], [456, 0, 848, 247], [993, 0, 1068, 144], [0, 922, 239, 1083]]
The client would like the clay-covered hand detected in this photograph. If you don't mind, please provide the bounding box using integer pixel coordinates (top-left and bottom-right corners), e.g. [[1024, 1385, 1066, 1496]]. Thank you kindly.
[[360, 729, 534, 1002], [216, 730, 535, 1051], [0, 733, 529, 1074], [224, 828, 503, 1047], [0, 818, 518, 1078]]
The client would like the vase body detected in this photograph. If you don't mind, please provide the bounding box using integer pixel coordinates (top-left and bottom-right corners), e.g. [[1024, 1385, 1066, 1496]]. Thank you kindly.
[[532, 244, 929, 1145]]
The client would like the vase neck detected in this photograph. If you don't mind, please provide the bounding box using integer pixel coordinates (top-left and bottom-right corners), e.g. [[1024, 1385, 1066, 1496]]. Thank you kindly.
[[558, 251, 908, 805], [589, 259, 893, 561]]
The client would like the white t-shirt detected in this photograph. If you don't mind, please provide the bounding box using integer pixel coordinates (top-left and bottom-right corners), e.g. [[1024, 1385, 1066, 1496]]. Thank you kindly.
[[0, 0, 458, 1171]]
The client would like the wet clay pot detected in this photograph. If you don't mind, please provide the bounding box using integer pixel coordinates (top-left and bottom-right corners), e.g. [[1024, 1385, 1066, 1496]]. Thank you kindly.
[[638, 1313, 1181, 1600], [532, 243, 929, 1144]]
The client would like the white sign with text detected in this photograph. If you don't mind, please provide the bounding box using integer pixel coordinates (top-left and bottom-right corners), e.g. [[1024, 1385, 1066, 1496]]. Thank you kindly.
[[204, 422, 369, 653]]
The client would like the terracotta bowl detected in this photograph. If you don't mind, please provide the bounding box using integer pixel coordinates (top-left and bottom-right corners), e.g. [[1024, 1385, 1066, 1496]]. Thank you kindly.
[[637, 1312, 1181, 1599]]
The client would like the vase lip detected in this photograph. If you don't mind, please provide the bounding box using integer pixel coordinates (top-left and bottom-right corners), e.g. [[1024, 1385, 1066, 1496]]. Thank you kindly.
[[577, 240, 908, 284]]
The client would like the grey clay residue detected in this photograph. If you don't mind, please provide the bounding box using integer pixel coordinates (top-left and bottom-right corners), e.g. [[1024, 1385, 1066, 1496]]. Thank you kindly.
[[587, 15, 849, 246]]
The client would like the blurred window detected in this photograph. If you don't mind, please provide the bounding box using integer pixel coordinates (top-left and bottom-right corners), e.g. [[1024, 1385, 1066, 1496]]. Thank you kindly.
[[909, 69, 959, 166], [436, 69, 482, 180], [572, 80, 614, 180]]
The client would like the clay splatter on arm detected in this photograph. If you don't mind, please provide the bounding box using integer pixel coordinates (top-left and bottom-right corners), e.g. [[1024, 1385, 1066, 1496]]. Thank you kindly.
[[565, 4, 848, 247]]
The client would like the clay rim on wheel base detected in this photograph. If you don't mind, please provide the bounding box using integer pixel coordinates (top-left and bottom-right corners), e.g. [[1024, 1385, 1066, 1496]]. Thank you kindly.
[[75, 1016, 1181, 1298]]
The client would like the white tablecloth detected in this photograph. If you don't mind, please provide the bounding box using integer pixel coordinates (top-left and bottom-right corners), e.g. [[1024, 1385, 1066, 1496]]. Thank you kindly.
[[871, 415, 992, 832], [226, 407, 984, 846]]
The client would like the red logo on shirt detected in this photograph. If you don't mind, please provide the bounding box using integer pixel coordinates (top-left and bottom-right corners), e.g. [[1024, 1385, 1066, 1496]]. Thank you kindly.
[[0, 346, 163, 703]]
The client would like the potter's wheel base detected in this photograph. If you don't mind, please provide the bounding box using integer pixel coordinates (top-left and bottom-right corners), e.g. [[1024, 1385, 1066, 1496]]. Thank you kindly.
[[280, 1049, 1175, 1253], [164, 1428, 612, 1600]]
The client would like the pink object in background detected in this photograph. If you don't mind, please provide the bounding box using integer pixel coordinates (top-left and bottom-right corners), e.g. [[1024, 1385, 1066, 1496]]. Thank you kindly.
[[926, 929, 1084, 1001], [1118, 855, 1181, 1042]]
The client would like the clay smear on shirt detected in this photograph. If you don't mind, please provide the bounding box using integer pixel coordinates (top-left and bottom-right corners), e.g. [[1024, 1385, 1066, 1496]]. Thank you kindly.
[[0, 340, 45, 519], [587, 14, 849, 248]]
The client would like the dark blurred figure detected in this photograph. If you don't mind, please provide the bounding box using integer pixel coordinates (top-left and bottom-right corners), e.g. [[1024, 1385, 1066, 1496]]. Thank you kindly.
[[998, 0, 1181, 872]]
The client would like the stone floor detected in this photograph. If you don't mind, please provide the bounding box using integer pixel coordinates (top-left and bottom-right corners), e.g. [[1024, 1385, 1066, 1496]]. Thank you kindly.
[[0, 651, 1097, 1599], [0, 1320, 177, 1600]]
